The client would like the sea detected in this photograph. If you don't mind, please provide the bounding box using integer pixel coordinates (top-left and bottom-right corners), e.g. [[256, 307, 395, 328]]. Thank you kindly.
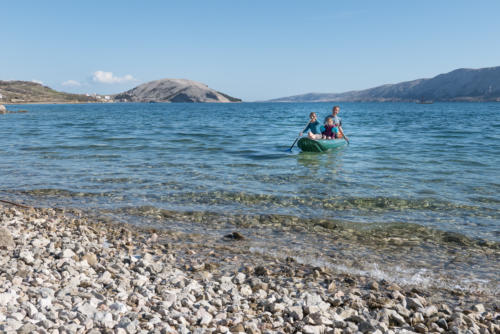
[[1, 102, 499, 297]]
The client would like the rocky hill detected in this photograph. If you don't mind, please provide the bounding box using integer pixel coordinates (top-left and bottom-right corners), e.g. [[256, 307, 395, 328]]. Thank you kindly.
[[0, 81, 98, 104], [269, 66, 500, 102], [113, 79, 241, 103]]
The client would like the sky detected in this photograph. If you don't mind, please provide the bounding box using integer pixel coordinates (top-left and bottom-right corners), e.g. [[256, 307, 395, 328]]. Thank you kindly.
[[2, 0, 500, 101]]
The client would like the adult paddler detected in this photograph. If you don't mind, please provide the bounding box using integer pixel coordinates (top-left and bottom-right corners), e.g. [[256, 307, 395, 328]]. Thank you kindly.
[[325, 106, 349, 142]]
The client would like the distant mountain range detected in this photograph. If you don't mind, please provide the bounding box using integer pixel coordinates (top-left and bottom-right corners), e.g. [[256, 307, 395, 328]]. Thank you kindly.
[[0, 79, 241, 104], [2, 67, 500, 104], [268, 66, 500, 102], [114, 79, 241, 103]]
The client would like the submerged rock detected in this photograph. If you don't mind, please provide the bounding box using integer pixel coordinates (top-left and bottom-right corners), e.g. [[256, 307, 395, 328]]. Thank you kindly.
[[223, 231, 245, 240]]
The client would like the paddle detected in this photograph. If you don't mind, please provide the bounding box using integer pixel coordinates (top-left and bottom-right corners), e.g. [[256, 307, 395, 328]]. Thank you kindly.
[[288, 120, 311, 151], [338, 126, 349, 144]]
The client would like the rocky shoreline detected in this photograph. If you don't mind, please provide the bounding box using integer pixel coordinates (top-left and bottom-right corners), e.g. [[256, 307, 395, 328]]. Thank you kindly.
[[0, 204, 498, 333], [0, 104, 28, 114]]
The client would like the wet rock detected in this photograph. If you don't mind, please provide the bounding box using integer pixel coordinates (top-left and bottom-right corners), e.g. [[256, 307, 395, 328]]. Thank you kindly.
[[368, 281, 379, 291], [224, 231, 245, 240], [254, 266, 269, 276], [436, 318, 448, 330]]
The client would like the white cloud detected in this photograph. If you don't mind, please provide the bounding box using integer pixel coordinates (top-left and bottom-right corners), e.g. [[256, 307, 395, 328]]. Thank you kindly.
[[92, 70, 135, 84], [32, 79, 44, 85], [62, 80, 82, 87]]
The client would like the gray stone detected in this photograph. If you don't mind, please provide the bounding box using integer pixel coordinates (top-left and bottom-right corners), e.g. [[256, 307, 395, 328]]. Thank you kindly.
[[233, 272, 246, 284], [422, 305, 438, 318], [196, 307, 213, 326], [254, 266, 269, 276], [472, 304, 485, 313], [406, 297, 424, 310], [0, 227, 15, 249], [76, 302, 97, 318], [358, 321, 376, 333], [414, 323, 428, 333], [240, 284, 252, 296], [18, 323, 38, 334], [437, 318, 448, 330], [81, 252, 98, 266], [287, 305, 304, 320], [61, 248, 76, 258], [303, 325, 324, 334], [19, 249, 35, 264], [388, 309, 406, 326]]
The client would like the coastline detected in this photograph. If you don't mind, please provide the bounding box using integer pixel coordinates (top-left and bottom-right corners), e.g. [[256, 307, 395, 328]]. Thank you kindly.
[[1, 204, 498, 333], [0, 101, 112, 105]]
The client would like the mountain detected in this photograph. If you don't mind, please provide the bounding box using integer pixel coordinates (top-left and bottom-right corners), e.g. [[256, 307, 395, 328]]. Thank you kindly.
[[269, 66, 500, 102], [0, 81, 98, 103], [114, 79, 241, 103]]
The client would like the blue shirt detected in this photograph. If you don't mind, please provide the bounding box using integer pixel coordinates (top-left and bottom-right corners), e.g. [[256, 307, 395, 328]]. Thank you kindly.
[[303, 120, 321, 134], [324, 115, 342, 126]]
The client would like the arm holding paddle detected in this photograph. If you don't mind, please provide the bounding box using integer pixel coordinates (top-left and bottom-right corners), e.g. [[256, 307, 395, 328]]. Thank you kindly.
[[338, 126, 349, 144], [288, 112, 324, 151], [288, 120, 311, 151]]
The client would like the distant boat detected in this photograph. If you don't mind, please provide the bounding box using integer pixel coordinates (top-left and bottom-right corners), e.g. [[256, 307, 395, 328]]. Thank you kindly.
[[416, 98, 433, 104]]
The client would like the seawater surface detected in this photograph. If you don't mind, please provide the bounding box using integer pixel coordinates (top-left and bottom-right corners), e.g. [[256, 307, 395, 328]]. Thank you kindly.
[[1, 102, 499, 297]]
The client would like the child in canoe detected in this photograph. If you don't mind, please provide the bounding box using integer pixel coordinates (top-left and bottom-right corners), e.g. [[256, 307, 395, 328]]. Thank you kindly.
[[321, 117, 338, 139], [300, 112, 322, 139], [325, 105, 349, 141]]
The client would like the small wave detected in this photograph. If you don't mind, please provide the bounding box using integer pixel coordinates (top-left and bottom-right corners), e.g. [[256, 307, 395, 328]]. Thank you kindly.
[[249, 246, 499, 297]]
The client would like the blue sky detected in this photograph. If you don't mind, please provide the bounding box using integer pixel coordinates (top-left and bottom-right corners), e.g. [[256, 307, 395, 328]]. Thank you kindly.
[[2, 0, 500, 101]]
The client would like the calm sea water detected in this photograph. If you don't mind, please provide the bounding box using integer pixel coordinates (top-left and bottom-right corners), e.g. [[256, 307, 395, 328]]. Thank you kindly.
[[1, 102, 499, 295]]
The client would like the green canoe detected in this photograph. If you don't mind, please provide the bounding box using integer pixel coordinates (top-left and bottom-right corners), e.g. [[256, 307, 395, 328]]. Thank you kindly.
[[297, 137, 347, 152]]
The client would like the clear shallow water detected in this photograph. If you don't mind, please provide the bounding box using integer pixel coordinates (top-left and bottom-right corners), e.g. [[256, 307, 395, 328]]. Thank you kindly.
[[1, 102, 499, 295]]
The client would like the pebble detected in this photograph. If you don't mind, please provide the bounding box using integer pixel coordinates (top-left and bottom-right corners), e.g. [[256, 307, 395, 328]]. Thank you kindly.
[[0, 227, 15, 249], [0, 205, 496, 333]]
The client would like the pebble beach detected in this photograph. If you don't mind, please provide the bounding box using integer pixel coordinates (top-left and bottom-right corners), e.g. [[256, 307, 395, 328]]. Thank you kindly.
[[1, 204, 498, 334]]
